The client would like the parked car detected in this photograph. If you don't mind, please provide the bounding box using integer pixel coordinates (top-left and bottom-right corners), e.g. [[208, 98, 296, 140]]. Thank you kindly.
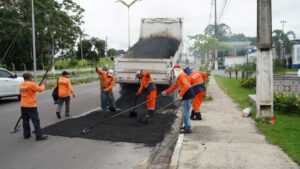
[[0, 68, 24, 100]]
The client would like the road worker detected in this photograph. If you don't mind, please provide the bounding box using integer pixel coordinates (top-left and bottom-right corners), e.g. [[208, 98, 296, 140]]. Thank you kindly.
[[19, 73, 48, 141], [184, 67, 207, 120], [136, 71, 157, 123], [96, 67, 116, 112], [55, 71, 75, 119], [161, 64, 195, 133]]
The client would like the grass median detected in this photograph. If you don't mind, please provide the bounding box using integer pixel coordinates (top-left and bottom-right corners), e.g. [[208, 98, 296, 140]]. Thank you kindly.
[[46, 77, 99, 89], [214, 75, 300, 164]]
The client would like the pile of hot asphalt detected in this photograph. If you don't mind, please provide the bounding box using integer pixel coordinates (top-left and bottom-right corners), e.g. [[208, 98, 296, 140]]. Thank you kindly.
[[43, 86, 178, 145]]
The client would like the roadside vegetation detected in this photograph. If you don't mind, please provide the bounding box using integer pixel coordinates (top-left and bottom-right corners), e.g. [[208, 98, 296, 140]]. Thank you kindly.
[[215, 75, 300, 164]]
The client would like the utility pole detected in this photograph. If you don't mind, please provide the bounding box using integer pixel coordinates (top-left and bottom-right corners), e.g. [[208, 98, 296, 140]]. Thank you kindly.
[[31, 0, 37, 82], [105, 36, 108, 57], [214, 0, 219, 70], [256, 0, 273, 119]]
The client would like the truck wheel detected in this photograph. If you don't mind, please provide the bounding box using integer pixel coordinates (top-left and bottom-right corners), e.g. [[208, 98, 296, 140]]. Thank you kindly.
[[119, 84, 126, 95]]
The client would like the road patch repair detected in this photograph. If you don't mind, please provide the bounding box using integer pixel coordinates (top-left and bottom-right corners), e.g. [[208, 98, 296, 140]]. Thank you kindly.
[[43, 87, 179, 145]]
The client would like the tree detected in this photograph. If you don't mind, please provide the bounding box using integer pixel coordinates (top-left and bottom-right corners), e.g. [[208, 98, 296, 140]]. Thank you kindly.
[[188, 34, 232, 57], [91, 37, 106, 57], [204, 23, 232, 41], [272, 29, 296, 59], [107, 48, 117, 57], [0, 0, 84, 70]]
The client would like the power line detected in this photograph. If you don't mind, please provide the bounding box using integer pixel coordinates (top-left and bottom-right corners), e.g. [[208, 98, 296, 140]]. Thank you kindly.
[[218, 0, 229, 23]]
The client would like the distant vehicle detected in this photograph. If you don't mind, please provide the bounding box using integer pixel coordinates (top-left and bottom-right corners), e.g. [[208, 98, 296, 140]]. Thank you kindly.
[[225, 63, 235, 69], [115, 18, 183, 91], [0, 68, 24, 100]]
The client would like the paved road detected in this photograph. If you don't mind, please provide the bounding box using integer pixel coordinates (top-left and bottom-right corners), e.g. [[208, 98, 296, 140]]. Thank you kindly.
[[0, 82, 152, 169]]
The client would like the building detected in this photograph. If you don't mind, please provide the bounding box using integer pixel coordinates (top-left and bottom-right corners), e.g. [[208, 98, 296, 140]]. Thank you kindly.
[[292, 39, 300, 69]]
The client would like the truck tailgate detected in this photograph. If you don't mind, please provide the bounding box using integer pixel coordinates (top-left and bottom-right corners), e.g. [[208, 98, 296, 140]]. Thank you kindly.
[[115, 58, 172, 85]]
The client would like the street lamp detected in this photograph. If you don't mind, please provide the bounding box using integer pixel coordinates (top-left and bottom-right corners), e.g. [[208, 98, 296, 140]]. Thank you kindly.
[[280, 20, 287, 33], [31, 0, 37, 81], [116, 0, 142, 49]]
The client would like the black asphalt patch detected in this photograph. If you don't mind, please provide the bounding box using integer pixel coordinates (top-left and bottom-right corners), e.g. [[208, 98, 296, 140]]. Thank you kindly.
[[43, 86, 178, 145], [123, 36, 180, 59]]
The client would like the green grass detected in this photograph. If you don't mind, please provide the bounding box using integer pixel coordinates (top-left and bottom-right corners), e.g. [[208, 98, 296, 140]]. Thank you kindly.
[[45, 77, 99, 89], [214, 75, 300, 164]]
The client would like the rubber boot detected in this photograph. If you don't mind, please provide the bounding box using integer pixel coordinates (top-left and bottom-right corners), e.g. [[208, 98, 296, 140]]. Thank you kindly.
[[194, 112, 202, 120], [190, 110, 195, 120], [148, 110, 155, 116], [109, 107, 116, 113], [56, 112, 61, 119], [137, 112, 148, 125]]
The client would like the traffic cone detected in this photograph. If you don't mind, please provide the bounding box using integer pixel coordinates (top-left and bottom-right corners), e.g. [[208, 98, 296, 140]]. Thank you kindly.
[[268, 116, 276, 125]]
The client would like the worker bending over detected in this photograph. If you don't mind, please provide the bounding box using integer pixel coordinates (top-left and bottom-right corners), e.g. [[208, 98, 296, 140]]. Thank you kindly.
[[19, 73, 48, 141], [162, 64, 195, 134], [56, 71, 75, 119], [136, 71, 157, 123], [184, 67, 206, 120], [96, 67, 116, 112]]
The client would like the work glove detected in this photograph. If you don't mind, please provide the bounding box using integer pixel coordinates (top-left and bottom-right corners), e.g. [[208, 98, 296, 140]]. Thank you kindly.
[[161, 91, 167, 96], [177, 94, 183, 100], [73, 94, 75, 98]]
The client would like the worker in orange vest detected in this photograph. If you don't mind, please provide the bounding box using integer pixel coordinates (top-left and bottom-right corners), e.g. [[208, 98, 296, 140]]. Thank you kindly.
[[162, 64, 195, 133], [184, 67, 207, 120], [96, 67, 116, 112], [136, 71, 157, 124], [19, 73, 48, 141], [55, 71, 75, 119]]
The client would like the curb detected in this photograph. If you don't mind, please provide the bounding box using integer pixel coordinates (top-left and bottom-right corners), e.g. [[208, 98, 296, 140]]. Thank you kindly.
[[169, 134, 184, 169]]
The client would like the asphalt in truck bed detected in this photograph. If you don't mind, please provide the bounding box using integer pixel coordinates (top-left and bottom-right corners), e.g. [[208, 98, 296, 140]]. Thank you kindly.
[[43, 86, 178, 145]]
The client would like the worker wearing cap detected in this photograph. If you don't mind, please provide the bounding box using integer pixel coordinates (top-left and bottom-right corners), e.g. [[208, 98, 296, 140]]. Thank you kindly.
[[19, 73, 48, 141], [136, 71, 157, 123], [161, 64, 195, 134], [96, 67, 116, 112], [55, 71, 75, 119], [184, 67, 206, 120]]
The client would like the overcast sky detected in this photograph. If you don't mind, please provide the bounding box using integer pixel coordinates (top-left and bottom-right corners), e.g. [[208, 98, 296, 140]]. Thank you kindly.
[[72, 0, 300, 50]]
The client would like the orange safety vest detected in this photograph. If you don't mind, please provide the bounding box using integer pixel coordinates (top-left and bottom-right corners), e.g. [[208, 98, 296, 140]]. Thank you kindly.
[[57, 76, 74, 97], [96, 68, 115, 92], [166, 72, 191, 97], [137, 72, 157, 95], [19, 81, 45, 108]]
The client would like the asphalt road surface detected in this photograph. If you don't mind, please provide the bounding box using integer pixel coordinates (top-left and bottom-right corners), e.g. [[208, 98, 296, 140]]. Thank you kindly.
[[0, 82, 152, 169]]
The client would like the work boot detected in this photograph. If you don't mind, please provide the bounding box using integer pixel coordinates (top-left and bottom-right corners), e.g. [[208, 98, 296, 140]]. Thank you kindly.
[[148, 110, 155, 116], [190, 110, 195, 120], [24, 135, 31, 139], [36, 135, 48, 141], [180, 128, 192, 134], [56, 112, 61, 119], [65, 113, 70, 117], [194, 112, 202, 120], [109, 107, 117, 113], [137, 112, 148, 125]]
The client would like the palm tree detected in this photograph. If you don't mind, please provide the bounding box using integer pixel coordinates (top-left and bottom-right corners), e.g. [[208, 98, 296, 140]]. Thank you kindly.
[[272, 30, 296, 67]]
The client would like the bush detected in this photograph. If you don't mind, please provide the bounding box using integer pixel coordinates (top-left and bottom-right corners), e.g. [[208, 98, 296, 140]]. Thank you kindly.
[[273, 58, 286, 74], [240, 78, 256, 89], [274, 93, 300, 114]]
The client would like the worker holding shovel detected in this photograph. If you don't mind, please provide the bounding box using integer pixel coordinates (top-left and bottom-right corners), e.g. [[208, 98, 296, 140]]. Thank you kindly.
[[161, 64, 195, 134], [96, 67, 116, 112], [184, 67, 206, 120], [136, 71, 157, 124], [19, 73, 48, 141]]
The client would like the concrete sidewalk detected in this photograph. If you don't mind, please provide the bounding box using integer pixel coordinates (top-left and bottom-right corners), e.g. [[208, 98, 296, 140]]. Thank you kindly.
[[171, 76, 299, 169]]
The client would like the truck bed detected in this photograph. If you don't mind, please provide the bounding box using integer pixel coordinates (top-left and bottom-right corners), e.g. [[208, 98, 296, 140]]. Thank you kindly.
[[123, 36, 180, 59]]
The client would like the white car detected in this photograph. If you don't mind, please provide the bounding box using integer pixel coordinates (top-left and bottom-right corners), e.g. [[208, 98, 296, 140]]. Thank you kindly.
[[0, 68, 24, 100]]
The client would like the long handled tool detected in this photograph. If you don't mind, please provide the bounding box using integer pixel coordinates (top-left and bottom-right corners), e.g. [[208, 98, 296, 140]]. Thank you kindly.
[[10, 63, 53, 134], [81, 94, 162, 134], [129, 70, 143, 117]]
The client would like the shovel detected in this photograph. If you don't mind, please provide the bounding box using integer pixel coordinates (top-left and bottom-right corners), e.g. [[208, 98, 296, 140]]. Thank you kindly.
[[129, 70, 143, 118]]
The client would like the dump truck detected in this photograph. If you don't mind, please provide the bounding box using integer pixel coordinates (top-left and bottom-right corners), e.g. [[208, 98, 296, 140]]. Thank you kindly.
[[115, 18, 183, 91]]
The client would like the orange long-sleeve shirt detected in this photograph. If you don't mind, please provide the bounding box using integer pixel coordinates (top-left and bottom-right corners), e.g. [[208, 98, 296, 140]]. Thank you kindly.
[[199, 71, 208, 82], [57, 76, 74, 97], [137, 72, 156, 94], [96, 68, 115, 92], [188, 71, 204, 86], [19, 81, 45, 108], [166, 72, 191, 97]]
